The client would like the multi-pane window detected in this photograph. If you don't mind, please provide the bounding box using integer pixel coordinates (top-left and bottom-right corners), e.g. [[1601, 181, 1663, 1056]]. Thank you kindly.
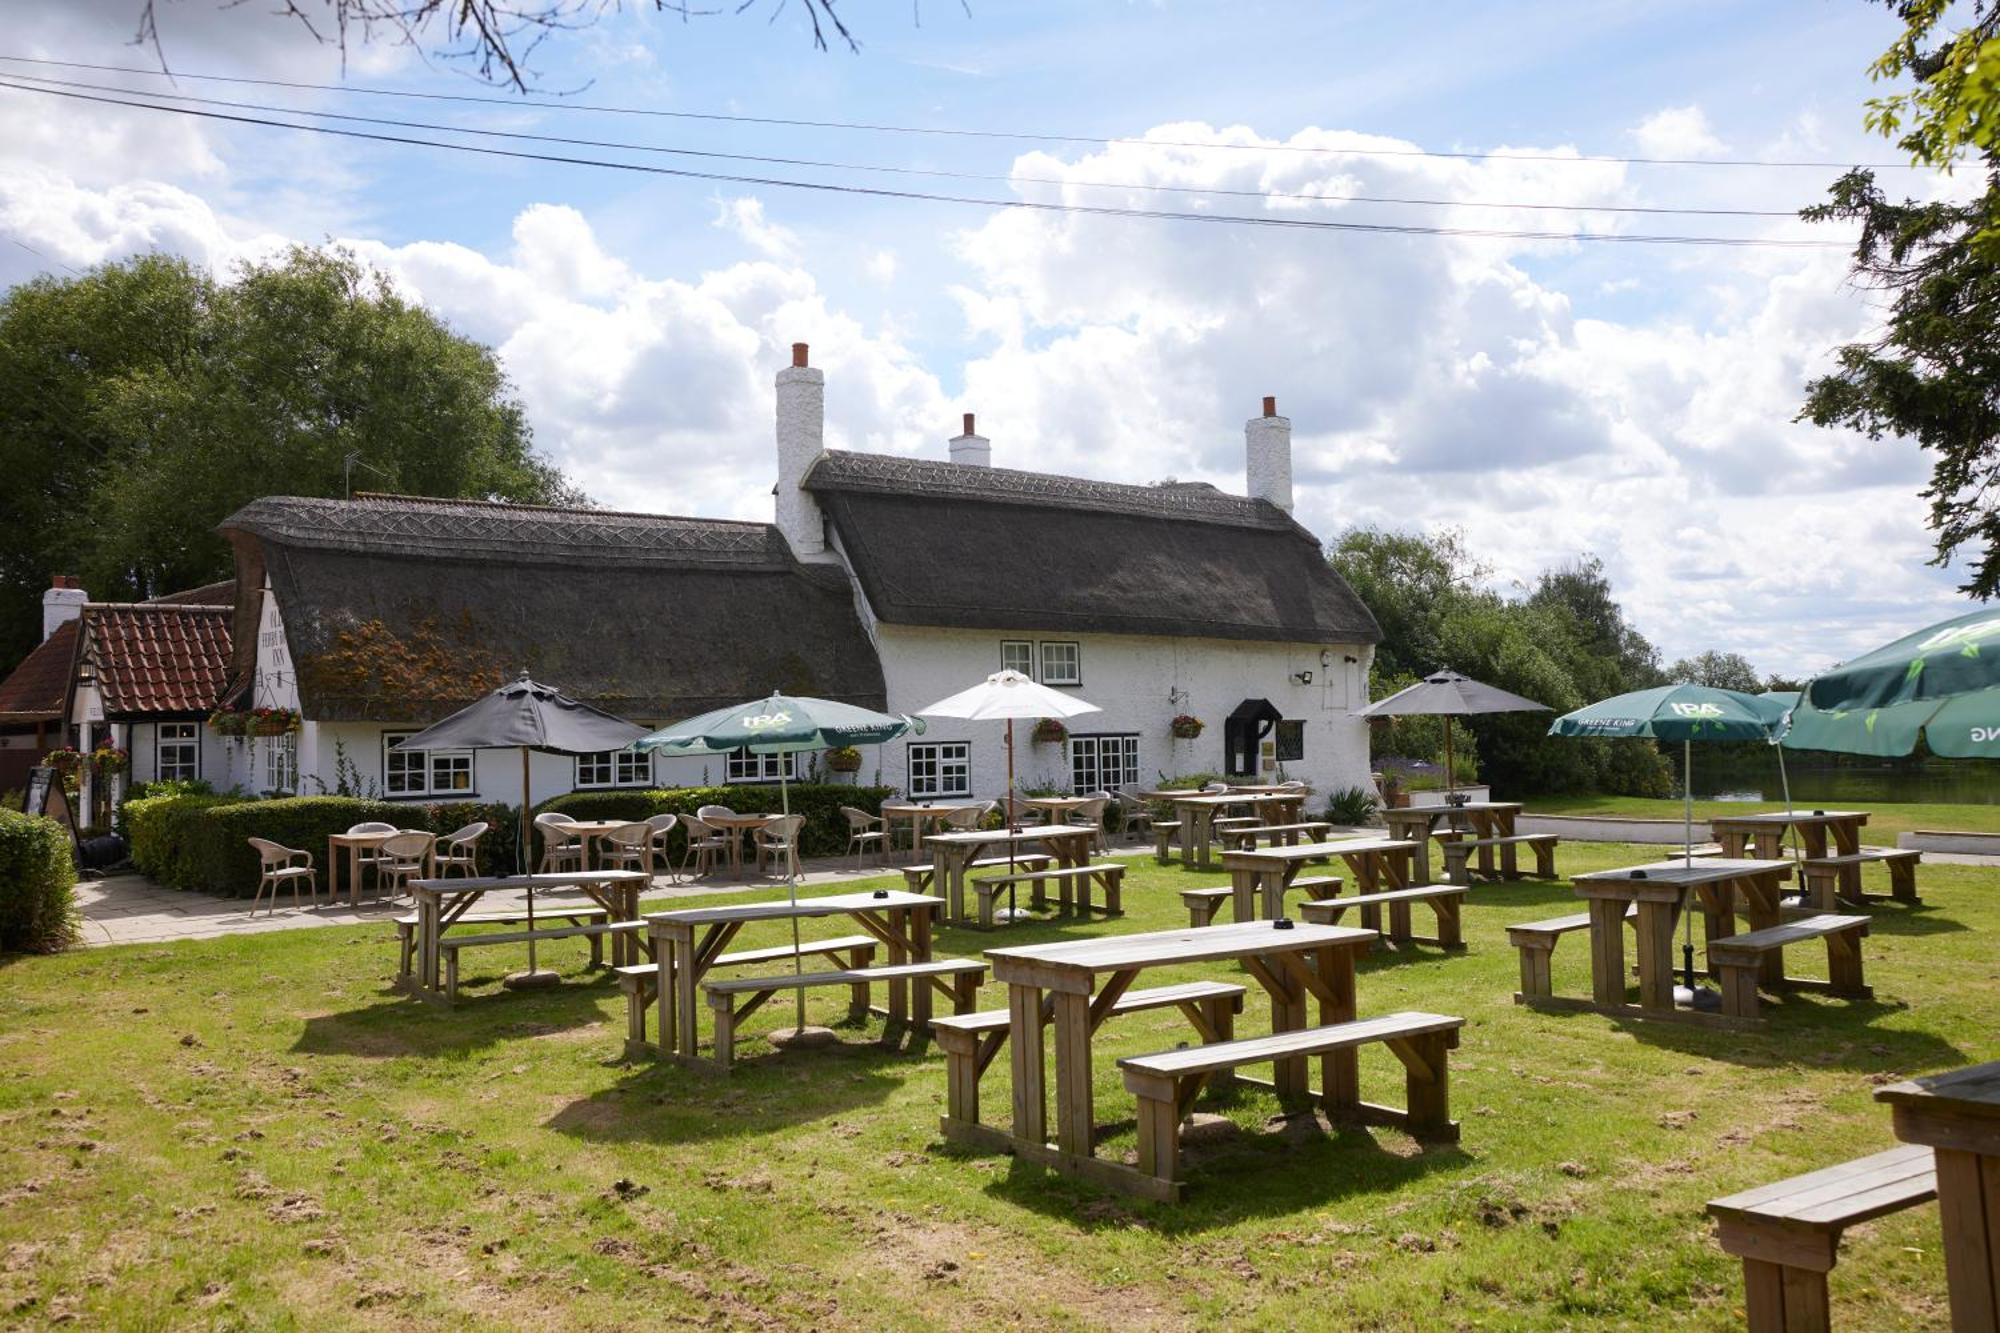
[[1040, 641, 1082, 686], [1069, 733, 1139, 794], [907, 741, 971, 798], [577, 749, 651, 789], [1000, 640, 1035, 678], [265, 732, 298, 794], [156, 722, 199, 782], [724, 749, 795, 783], [383, 732, 474, 797]]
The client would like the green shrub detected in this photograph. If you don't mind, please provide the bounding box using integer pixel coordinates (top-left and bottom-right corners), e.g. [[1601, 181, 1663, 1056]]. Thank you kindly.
[[0, 808, 79, 952], [127, 792, 237, 889], [540, 784, 893, 861], [1323, 785, 1381, 827]]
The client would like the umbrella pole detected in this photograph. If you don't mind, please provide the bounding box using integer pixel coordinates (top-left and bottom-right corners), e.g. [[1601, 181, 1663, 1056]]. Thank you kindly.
[[1776, 742, 1804, 886], [1007, 718, 1018, 874], [1443, 717, 1455, 798], [523, 748, 537, 975], [781, 748, 807, 1037], [1682, 737, 1697, 997]]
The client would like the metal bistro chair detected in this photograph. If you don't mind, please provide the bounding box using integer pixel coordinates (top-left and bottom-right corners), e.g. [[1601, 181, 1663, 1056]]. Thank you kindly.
[[840, 805, 887, 867], [1069, 792, 1111, 853], [755, 814, 805, 879], [374, 830, 437, 904], [434, 821, 488, 879], [679, 812, 729, 879], [644, 813, 682, 882], [535, 812, 585, 874], [248, 837, 317, 915], [345, 820, 397, 896], [599, 821, 656, 880]]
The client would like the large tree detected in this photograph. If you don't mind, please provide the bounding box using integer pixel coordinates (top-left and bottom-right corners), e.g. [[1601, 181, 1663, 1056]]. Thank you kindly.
[[1665, 649, 1763, 694], [0, 246, 581, 674]]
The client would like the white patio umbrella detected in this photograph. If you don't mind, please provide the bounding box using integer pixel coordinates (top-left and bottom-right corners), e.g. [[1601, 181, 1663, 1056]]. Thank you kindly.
[[917, 670, 1102, 871]]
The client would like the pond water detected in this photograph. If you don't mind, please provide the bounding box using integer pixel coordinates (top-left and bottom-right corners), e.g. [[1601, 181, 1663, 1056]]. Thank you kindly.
[[1679, 756, 2000, 806]]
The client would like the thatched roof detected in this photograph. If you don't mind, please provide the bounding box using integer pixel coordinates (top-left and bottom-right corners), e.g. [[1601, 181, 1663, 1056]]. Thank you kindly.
[[804, 452, 1381, 644], [218, 495, 886, 725]]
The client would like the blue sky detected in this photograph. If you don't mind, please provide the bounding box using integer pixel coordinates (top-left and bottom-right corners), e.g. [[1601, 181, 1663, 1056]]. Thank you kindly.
[[0, 1, 1979, 675]]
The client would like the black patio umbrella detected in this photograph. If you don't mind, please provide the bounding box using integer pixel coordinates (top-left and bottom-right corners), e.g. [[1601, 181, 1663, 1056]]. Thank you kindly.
[[1355, 669, 1552, 797], [395, 673, 646, 987]]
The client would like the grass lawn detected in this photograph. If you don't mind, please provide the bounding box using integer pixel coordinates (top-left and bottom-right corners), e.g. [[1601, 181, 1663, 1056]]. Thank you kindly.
[[1525, 796, 2000, 841], [1, 843, 1991, 1329]]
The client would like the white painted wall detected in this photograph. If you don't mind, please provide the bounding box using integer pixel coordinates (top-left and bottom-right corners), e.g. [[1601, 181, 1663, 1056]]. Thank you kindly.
[[125, 719, 235, 789]]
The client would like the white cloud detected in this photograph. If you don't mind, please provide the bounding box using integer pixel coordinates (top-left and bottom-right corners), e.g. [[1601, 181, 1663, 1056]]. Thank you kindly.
[[713, 196, 800, 262], [1632, 105, 1727, 159]]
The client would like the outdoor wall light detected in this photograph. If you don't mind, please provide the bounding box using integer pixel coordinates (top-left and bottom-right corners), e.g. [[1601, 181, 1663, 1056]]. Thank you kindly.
[[1293, 669, 1314, 686]]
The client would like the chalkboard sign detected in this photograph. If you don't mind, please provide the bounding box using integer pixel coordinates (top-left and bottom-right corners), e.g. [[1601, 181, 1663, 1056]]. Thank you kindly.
[[22, 766, 80, 851]]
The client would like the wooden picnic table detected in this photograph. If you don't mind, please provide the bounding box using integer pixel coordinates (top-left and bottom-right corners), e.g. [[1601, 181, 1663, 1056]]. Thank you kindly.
[[1381, 801, 1523, 885], [880, 800, 982, 864], [645, 889, 940, 1061], [401, 870, 649, 1001], [326, 828, 433, 905], [1559, 858, 1793, 1024], [924, 825, 1097, 924], [1709, 809, 1869, 900], [1876, 1060, 2000, 1331], [699, 812, 780, 879], [1222, 837, 1417, 921], [1169, 792, 1308, 868], [972, 919, 1378, 1200], [1023, 794, 1095, 826]]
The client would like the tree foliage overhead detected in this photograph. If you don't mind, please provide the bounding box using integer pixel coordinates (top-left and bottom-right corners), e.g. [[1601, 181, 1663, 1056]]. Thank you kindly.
[[0, 246, 582, 675], [1330, 528, 1673, 798], [1864, 0, 2000, 169]]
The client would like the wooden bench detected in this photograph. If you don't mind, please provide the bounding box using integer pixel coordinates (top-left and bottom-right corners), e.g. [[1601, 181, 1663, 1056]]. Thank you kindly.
[[932, 980, 1247, 1130], [613, 934, 879, 1056], [969, 862, 1124, 927], [1440, 833, 1560, 883], [1299, 884, 1467, 950], [1152, 821, 1182, 864], [1117, 1011, 1465, 1192], [1708, 915, 1871, 1022], [1183, 875, 1341, 927], [439, 919, 645, 1000], [1508, 905, 1635, 1003], [703, 959, 986, 1067], [1214, 821, 1335, 852], [1800, 849, 1922, 909], [396, 906, 607, 980], [901, 853, 1052, 896], [1708, 1144, 1936, 1331]]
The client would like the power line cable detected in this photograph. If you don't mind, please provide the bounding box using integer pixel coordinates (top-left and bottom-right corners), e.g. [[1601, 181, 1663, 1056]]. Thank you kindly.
[[0, 79, 1848, 248], [0, 70, 1810, 219], [0, 52, 1927, 172]]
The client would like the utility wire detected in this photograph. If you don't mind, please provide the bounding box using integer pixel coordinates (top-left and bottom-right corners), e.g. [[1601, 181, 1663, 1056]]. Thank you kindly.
[[0, 52, 1925, 172], [0, 70, 1809, 220], [0, 79, 1846, 248]]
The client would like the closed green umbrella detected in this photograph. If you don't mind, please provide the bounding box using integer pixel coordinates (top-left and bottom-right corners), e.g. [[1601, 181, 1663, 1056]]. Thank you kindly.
[[635, 694, 923, 1044], [1783, 608, 2000, 758]]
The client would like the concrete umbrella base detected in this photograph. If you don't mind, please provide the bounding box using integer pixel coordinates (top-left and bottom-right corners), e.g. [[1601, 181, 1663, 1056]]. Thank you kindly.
[[502, 969, 562, 990], [766, 1026, 839, 1049]]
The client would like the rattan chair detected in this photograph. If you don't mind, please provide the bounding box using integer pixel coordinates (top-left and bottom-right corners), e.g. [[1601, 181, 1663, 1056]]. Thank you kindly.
[[534, 812, 584, 874], [943, 800, 994, 831], [1116, 784, 1155, 840], [247, 837, 316, 915], [599, 821, 654, 879], [434, 821, 488, 878], [1069, 792, 1111, 852], [345, 820, 397, 894], [1002, 795, 1046, 828], [840, 806, 886, 867], [756, 814, 805, 878], [374, 830, 436, 903], [645, 813, 681, 882], [679, 813, 728, 878]]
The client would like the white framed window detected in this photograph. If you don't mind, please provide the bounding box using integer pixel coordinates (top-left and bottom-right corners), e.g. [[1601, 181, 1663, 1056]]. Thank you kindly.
[[725, 750, 795, 784], [1040, 640, 1082, 686], [383, 731, 475, 798], [907, 741, 971, 798], [1069, 733, 1139, 795], [156, 722, 199, 782], [265, 732, 298, 795], [1000, 640, 1035, 678], [577, 749, 651, 789]]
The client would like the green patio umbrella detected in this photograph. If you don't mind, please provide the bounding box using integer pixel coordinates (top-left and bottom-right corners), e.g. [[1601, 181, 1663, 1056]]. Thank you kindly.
[[1550, 684, 1782, 1004], [1782, 608, 2000, 758], [635, 694, 923, 1044]]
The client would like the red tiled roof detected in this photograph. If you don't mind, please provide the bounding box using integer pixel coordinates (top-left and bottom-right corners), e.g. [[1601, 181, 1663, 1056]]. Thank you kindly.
[[0, 620, 79, 722], [83, 604, 234, 718]]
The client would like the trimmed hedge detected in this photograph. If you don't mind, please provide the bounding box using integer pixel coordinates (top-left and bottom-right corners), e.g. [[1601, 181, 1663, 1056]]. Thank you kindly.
[[0, 808, 79, 953], [540, 784, 894, 861], [127, 794, 522, 898]]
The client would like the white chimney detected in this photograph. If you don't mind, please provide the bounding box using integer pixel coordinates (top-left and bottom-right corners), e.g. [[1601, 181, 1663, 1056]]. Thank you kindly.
[[1245, 395, 1293, 513], [949, 413, 991, 468], [774, 342, 828, 558], [43, 575, 86, 641]]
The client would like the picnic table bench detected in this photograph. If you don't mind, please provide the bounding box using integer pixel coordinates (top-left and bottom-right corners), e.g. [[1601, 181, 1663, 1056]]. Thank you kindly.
[[1182, 876, 1340, 928], [1222, 837, 1418, 923], [614, 934, 880, 1056], [401, 871, 650, 1003], [933, 979, 1246, 1131], [1508, 904, 1637, 1004], [1708, 1143, 1937, 1332], [1382, 800, 1525, 885], [1118, 1011, 1464, 1194], [1440, 832, 1559, 883], [1708, 914, 1871, 1022], [1213, 820, 1335, 852], [901, 852, 1051, 897], [968, 861, 1124, 928], [441, 919, 645, 1000], [1875, 1061, 2000, 1330], [395, 905, 608, 981], [1800, 849, 1922, 909], [1299, 884, 1467, 951], [704, 958, 986, 1068]]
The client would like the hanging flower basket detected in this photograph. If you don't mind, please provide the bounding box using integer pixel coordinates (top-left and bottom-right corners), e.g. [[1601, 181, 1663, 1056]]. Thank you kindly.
[[1169, 714, 1205, 740], [207, 708, 250, 737], [43, 747, 84, 775], [89, 745, 130, 776], [1031, 718, 1068, 745], [249, 707, 302, 737], [825, 745, 862, 773]]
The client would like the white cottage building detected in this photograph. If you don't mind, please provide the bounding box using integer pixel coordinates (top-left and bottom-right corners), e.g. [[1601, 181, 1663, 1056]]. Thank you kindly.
[[203, 345, 1381, 808]]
